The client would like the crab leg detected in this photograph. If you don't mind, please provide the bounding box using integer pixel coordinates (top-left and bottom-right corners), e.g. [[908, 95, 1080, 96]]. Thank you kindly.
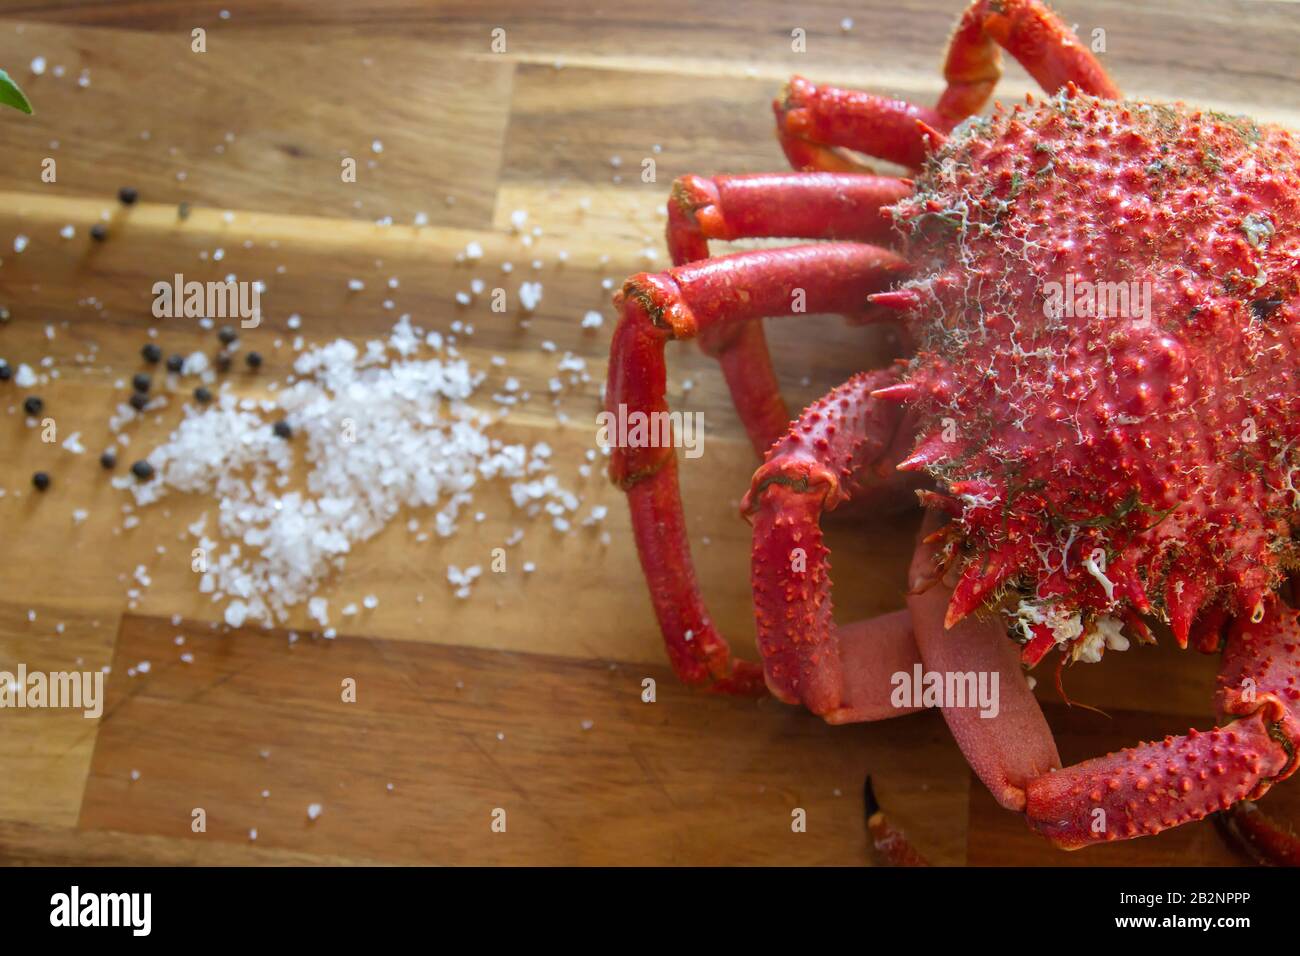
[[878, 517, 1300, 853], [743, 370, 921, 719], [667, 172, 912, 455], [607, 243, 909, 693], [938, 0, 1121, 121], [1217, 800, 1300, 866], [1217, 602, 1300, 866], [864, 776, 931, 866], [906, 512, 1063, 810], [774, 76, 946, 172], [830, 511, 1059, 863], [1026, 603, 1300, 848], [667, 172, 908, 262], [776, 0, 1121, 174]]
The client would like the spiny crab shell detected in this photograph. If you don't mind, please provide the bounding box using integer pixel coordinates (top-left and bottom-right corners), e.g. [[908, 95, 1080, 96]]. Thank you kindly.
[[889, 90, 1300, 666]]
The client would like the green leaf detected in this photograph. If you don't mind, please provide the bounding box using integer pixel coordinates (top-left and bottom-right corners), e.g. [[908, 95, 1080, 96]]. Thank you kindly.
[[0, 70, 33, 114]]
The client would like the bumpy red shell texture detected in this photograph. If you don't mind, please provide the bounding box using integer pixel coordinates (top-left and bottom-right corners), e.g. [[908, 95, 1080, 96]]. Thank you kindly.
[[889, 91, 1300, 662]]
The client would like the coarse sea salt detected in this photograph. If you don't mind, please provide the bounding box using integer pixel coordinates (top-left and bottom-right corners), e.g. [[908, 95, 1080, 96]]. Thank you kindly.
[[13, 361, 35, 390], [119, 316, 577, 627], [518, 281, 543, 312]]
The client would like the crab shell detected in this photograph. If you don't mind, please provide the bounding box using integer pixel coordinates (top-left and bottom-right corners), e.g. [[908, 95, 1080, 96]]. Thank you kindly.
[[890, 93, 1300, 664]]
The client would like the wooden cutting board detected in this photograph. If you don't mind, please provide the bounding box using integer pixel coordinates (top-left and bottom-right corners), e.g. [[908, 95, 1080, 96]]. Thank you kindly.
[[0, 0, 1297, 866]]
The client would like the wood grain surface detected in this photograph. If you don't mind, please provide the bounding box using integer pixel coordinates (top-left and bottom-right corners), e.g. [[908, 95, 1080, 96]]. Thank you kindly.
[[0, 0, 1297, 866]]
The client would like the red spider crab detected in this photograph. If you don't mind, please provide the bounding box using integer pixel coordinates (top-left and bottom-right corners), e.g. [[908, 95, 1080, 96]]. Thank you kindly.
[[605, 0, 1300, 861]]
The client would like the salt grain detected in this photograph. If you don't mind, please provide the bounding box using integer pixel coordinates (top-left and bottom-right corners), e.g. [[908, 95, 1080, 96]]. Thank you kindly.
[[518, 281, 543, 312], [122, 317, 577, 626]]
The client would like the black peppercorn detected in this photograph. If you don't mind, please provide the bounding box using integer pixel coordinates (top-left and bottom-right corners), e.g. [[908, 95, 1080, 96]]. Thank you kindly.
[[130, 460, 155, 481], [141, 343, 162, 363], [132, 372, 151, 393], [32, 471, 50, 491], [23, 395, 42, 416], [118, 186, 139, 205], [100, 450, 117, 470]]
